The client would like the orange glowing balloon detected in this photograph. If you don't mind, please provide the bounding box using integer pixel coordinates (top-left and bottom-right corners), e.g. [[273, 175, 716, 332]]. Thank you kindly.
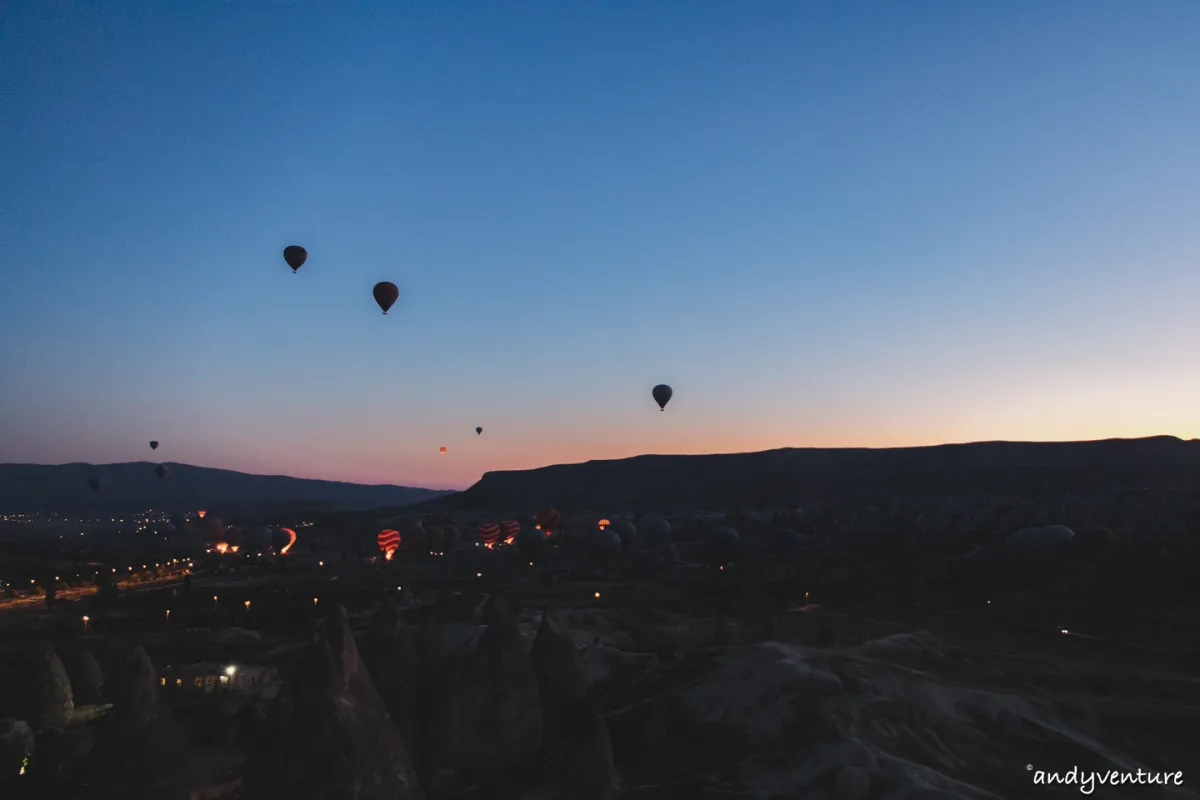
[[280, 527, 297, 555], [439, 446, 447, 454], [197, 510, 207, 519]]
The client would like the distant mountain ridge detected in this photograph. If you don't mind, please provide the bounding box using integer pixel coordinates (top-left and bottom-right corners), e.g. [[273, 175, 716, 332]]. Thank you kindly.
[[0, 462, 452, 515], [414, 435, 1200, 513]]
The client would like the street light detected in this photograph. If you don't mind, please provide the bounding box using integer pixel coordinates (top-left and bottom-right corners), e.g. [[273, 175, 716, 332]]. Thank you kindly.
[[82, 615, 90, 634]]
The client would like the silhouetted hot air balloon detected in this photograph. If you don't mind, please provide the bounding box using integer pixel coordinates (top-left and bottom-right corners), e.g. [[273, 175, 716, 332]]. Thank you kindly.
[[149, 440, 159, 450], [377, 529, 402, 561], [87, 477, 101, 493], [478, 522, 501, 548], [476, 426, 483, 435], [373, 281, 399, 314], [501, 519, 520, 544], [283, 246, 307, 273], [154, 464, 168, 480], [652, 384, 673, 410], [439, 446, 447, 455]]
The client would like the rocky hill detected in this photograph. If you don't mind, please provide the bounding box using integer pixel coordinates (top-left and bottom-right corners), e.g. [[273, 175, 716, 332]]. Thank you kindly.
[[418, 436, 1200, 513], [0, 462, 451, 515]]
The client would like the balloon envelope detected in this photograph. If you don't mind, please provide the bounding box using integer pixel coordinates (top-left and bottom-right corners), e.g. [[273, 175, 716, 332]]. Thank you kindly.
[[652, 384, 673, 410], [87, 477, 100, 493], [373, 281, 399, 314], [283, 246, 307, 271], [154, 464, 168, 480], [478, 522, 502, 547], [476, 426, 483, 435], [149, 440, 159, 450]]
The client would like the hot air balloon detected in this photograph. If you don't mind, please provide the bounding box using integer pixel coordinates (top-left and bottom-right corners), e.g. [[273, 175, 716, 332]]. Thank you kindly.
[[284, 246, 307, 273], [442, 524, 461, 551], [640, 516, 672, 546], [706, 527, 743, 564], [149, 440, 159, 450], [87, 477, 101, 493], [535, 508, 561, 533], [613, 520, 637, 548], [279, 527, 297, 555], [154, 464, 168, 480], [373, 281, 399, 314], [476, 426, 483, 435], [439, 446, 447, 455], [590, 528, 623, 558], [652, 384, 673, 410], [197, 510, 207, 520], [501, 519, 520, 544], [478, 522, 502, 548], [377, 529, 402, 561]]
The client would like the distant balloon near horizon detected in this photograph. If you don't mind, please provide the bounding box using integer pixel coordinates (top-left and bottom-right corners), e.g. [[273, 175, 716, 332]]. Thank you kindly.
[[476, 426, 483, 435], [87, 476, 100, 493], [373, 281, 399, 314], [149, 440, 159, 450], [652, 384, 673, 411], [154, 464, 168, 480], [283, 245, 307, 273]]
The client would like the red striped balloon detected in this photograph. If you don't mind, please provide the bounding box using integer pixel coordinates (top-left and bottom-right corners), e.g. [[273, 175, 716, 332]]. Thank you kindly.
[[377, 529, 401, 553], [478, 522, 501, 547], [501, 519, 520, 544]]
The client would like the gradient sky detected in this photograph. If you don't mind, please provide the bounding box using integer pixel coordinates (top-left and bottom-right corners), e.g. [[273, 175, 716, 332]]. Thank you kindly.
[[3, 1, 1199, 490]]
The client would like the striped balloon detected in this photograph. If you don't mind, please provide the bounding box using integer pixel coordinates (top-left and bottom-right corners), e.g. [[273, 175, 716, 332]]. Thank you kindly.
[[478, 522, 501, 547], [377, 529, 402, 558], [501, 519, 520, 544]]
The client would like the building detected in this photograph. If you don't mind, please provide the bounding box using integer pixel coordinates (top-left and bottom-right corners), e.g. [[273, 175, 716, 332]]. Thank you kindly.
[[159, 662, 277, 696]]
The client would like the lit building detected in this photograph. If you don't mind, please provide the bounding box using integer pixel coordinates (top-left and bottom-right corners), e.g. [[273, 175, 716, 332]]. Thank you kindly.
[[159, 662, 278, 695]]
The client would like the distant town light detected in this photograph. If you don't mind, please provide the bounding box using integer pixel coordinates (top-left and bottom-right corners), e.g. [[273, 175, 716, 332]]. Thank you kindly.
[[594, 592, 601, 599]]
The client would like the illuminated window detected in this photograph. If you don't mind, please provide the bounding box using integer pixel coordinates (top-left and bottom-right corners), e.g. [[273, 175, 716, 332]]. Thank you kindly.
[[175, 678, 182, 686], [160, 677, 166, 686], [219, 675, 229, 684]]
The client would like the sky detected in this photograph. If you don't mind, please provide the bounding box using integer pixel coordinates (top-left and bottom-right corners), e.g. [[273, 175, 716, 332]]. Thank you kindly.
[[2, 1, 1199, 491]]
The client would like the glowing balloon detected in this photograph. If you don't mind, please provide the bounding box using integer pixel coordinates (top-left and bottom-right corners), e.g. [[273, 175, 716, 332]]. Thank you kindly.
[[377, 529, 402, 560], [478, 522, 501, 548]]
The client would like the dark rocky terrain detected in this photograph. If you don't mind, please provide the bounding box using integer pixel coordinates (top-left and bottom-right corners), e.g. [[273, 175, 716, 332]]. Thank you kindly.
[[418, 435, 1200, 512]]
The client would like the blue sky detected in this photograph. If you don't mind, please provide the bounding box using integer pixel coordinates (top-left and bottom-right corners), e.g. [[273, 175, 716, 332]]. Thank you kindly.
[[2, 1, 1199, 489]]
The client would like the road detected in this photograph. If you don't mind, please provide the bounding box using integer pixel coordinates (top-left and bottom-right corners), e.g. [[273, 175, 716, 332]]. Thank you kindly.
[[0, 570, 190, 612]]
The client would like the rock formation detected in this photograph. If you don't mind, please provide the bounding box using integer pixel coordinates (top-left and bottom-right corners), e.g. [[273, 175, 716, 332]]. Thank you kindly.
[[362, 594, 420, 758], [423, 596, 542, 783], [31, 648, 74, 729], [530, 607, 620, 799], [242, 605, 425, 800], [67, 649, 106, 706], [85, 647, 188, 800]]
